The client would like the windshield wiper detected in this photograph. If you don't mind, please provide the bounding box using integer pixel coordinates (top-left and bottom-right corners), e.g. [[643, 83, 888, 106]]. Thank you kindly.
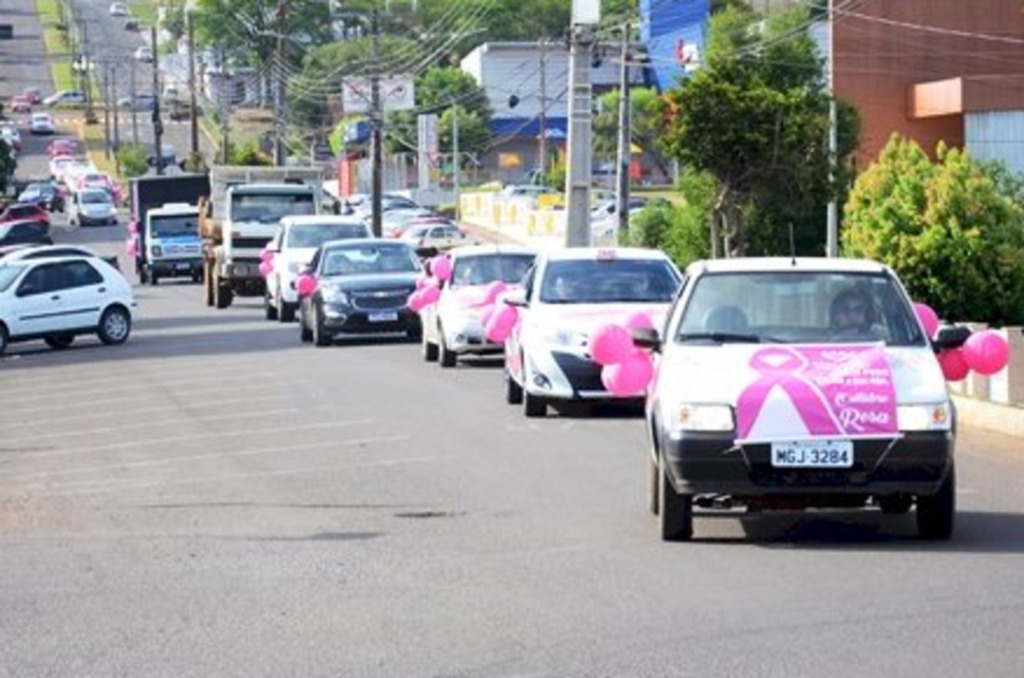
[[678, 332, 788, 344]]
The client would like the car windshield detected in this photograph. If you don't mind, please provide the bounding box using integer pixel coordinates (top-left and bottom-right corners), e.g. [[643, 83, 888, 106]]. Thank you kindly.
[[81, 191, 110, 205], [674, 270, 926, 347], [320, 244, 420, 277], [450, 253, 536, 287], [231, 193, 316, 224], [286, 223, 366, 248], [0, 265, 25, 293], [150, 215, 196, 238], [539, 258, 680, 304]]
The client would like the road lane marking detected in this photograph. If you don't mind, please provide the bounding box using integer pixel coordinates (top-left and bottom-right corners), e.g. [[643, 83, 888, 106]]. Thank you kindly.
[[8, 432, 401, 487], [0, 419, 380, 462]]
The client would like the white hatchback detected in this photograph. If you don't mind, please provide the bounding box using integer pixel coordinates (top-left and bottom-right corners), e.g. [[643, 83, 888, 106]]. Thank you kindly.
[[0, 256, 135, 355], [502, 247, 682, 417], [29, 113, 56, 135], [264, 215, 372, 322]]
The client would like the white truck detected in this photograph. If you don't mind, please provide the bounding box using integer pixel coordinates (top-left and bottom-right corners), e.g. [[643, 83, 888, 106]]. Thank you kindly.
[[199, 166, 325, 309]]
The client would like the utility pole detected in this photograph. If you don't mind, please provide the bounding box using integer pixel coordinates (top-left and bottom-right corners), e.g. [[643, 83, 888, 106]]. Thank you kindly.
[[452, 101, 460, 219], [129, 58, 139, 146], [369, 6, 383, 238], [564, 18, 598, 248], [614, 22, 631, 244], [188, 9, 199, 156], [151, 25, 164, 175], [538, 38, 547, 180], [273, 0, 288, 166], [220, 87, 231, 164], [826, 0, 839, 257], [111, 61, 120, 156], [103, 62, 111, 159], [82, 19, 94, 123]]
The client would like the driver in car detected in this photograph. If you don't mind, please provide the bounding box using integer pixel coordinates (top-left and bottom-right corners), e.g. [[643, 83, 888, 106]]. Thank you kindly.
[[829, 288, 877, 335]]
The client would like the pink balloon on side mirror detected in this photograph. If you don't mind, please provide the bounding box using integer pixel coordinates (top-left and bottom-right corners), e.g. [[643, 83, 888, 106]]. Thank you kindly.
[[483, 281, 507, 305], [914, 302, 940, 338], [420, 284, 441, 306], [485, 304, 518, 343], [588, 324, 633, 366], [962, 330, 1010, 376], [432, 255, 453, 282], [407, 289, 426, 312], [296, 274, 317, 298], [601, 350, 655, 396], [260, 248, 275, 263], [258, 260, 273, 277], [625, 311, 655, 331]]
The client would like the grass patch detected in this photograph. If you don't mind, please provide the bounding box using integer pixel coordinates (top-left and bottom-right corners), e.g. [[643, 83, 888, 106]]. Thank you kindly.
[[52, 62, 75, 92], [635, 188, 685, 207], [78, 121, 121, 179], [127, 0, 159, 27]]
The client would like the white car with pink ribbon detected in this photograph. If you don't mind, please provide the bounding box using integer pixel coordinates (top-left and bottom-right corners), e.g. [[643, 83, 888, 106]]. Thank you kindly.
[[497, 247, 683, 418], [418, 244, 536, 367], [638, 257, 1010, 542]]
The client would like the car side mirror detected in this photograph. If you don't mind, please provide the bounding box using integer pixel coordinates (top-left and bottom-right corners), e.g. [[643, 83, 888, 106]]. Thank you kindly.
[[632, 327, 662, 352], [932, 325, 971, 352], [503, 292, 528, 308]]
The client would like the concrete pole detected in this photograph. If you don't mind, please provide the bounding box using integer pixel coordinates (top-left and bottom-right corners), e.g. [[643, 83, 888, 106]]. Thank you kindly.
[[130, 58, 139, 146], [188, 10, 199, 156], [103, 62, 111, 159], [564, 23, 595, 248], [452, 103, 459, 220], [826, 0, 839, 257], [369, 7, 383, 238], [538, 38, 547, 180], [614, 23, 631, 244]]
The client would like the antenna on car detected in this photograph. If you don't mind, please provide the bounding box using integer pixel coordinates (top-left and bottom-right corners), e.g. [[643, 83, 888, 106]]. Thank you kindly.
[[788, 222, 796, 266]]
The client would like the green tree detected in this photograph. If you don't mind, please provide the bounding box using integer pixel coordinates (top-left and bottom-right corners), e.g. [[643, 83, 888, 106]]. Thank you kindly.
[[0, 140, 15, 194], [164, 6, 186, 42], [623, 167, 716, 268], [116, 145, 149, 178], [594, 87, 669, 177], [843, 135, 1024, 326], [661, 4, 859, 258]]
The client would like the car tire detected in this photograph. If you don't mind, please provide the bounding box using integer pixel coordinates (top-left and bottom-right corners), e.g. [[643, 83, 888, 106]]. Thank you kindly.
[[422, 334, 438, 362], [214, 280, 233, 309], [44, 333, 75, 350], [149, 270, 159, 286], [97, 305, 131, 345], [916, 464, 955, 540], [658, 451, 693, 541], [439, 333, 456, 368], [300, 319, 313, 343], [523, 390, 546, 418], [0, 323, 8, 356], [280, 301, 295, 323], [648, 451, 660, 516], [504, 366, 523, 404], [264, 293, 278, 321], [313, 306, 331, 347]]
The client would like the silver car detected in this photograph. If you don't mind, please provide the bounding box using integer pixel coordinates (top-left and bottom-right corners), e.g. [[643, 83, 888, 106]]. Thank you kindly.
[[69, 189, 118, 227]]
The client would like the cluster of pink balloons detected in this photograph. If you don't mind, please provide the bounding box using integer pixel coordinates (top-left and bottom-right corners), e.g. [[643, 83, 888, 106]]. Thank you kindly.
[[915, 302, 1011, 381], [407, 255, 453, 312], [258, 248, 275, 278], [125, 236, 138, 258], [295, 273, 317, 298], [589, 312, 657, 397]]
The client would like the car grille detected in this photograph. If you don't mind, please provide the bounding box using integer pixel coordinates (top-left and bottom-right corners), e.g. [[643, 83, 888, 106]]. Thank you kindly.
[[232, 237, 273, 250], [551, 352, 605, 392], [352, 289, 412, 310]]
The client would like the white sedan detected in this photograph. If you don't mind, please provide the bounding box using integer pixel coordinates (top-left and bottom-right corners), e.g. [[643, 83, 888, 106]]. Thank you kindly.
[[29, 113, 56, 135], [109, 2, 129, 16], [0, 255, 135, 355]]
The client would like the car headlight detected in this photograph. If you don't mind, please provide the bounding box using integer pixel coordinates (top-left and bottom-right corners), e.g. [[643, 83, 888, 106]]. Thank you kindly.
[[897, 402, 951, 431], [319, 286, 349, 305], [543, 328, 586, 348], [664, 403, 735, 433]]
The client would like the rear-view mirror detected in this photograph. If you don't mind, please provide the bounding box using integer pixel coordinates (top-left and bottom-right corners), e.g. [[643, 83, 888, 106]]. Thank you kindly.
[[632, 327, 662, 352]]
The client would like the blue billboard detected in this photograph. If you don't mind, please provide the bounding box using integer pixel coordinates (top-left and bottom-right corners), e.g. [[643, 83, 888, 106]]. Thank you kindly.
[[640, 0, 711, 92]]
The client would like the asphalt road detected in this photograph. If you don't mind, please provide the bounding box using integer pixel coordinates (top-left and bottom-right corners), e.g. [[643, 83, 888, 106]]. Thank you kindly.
[[2, 169, 1024, 676]]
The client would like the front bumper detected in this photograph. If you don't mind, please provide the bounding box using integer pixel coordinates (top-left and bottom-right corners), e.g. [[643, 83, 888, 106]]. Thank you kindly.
[[79, 212, 116, 224], [443, 320, 502, 355], [322, 305, 421, 335], [152, 257, 202, 277], [523, 349, 636, 402], [660, 430, 954, 497]]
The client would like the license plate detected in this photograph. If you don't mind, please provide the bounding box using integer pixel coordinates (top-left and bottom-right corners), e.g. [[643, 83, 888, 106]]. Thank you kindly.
[[770, 440, 854, 468], [176, 262, 190, 270], [368, 310, 398, 323]]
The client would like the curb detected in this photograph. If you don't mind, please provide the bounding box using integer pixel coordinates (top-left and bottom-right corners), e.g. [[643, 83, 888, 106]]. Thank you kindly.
[[952, 395, 1024, 438]]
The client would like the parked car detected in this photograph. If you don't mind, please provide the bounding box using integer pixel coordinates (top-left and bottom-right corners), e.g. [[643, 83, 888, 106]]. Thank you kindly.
[[108, 2, 129, 16], [638, 257, 959, 542], [22, 88, 42, 105], [378, 208, 436, 238], [297, 239, 423, 346], [0, 203, 50, 227], [502, 247, 683, 417], [420, 245, 537, 367], [264, 215, 373, 323], [17, 182, 64, 213], [133, 46, 153, 62], [125, 18, 139, 31], [29, 112, 56, 135], [9, 96, 31, 114], [0, 255, 135, 355], [400, 220, 476, 257], [0, 220, 52, 248], [1, 126, 22, 153], [42, 90, 85, 107], [2, 243, 121, 271], [68, 188, 118, 227]]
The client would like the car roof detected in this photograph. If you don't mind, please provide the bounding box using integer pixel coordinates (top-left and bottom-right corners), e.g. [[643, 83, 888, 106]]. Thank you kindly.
[[280, 215, 367, 228], [322, 237, 408, 250], [684, 257, 891, 276], [540, 247, 673, 263], [3, 245, 95, 261], [448, 244, 536, 258]]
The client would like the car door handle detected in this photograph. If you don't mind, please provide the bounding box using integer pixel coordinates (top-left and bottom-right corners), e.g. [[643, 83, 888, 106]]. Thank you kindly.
[[50, 294, 60, 301], [98, 287, 106, 293]]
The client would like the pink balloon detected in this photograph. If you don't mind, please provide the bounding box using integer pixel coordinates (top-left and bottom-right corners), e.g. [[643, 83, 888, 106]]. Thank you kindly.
[[485, 304, 518, 343], [914, 302, 940, 338], [420, 284, 441, 305], [938, 348, 970, 382], [407, 289, 425, 312], [296, 274, 317, 298], [260, 248, 275, 262], [478, 303, 496, 328], [483, 281, 508, 305], [258, 260, 273, 277], [601, 350, 655, 396], [415, 275, 429, 290], [588, 324, 633, 366], [962, 330, 1010, 376], [625, 311, 655, 331], [432, 255, 453, 282]]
